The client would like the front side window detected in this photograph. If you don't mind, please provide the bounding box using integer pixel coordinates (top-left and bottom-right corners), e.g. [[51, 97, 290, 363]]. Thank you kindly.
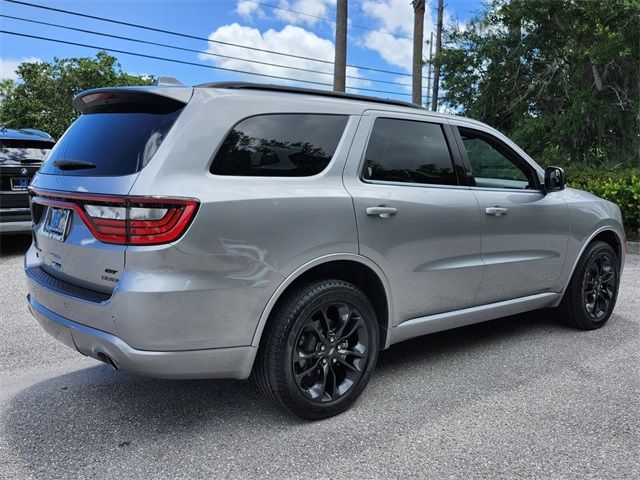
[[211, 114, 348, 177], [459, 127, 537, 190], [361, 118, 457, 186]]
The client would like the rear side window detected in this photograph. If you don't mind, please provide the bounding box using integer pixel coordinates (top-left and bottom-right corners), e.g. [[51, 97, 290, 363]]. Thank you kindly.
[[211, 114, 348, 177], [362, 118, 457, 186], [41, 108, 182, 176]]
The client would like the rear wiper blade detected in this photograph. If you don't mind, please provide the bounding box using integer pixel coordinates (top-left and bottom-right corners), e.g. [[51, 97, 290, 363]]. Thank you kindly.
[[53, 159, 97, 170]]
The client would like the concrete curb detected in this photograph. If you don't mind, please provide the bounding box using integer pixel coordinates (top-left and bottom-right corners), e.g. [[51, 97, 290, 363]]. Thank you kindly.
[[627, 242, 640, 255]]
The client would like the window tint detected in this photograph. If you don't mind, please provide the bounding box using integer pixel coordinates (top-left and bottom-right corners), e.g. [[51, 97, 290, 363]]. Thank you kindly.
[[211, 114, 348, 177], [41, 109, 182, 176], [362, 118, 457, 186], [459, 128, 535, 190]]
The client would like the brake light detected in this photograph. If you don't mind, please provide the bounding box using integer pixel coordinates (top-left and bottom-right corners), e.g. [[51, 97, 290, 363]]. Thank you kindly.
[[30, 190, 199, 246]]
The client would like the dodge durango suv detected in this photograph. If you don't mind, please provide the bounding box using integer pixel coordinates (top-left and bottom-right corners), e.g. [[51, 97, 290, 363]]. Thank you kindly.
[[25, 82, 625, 419]]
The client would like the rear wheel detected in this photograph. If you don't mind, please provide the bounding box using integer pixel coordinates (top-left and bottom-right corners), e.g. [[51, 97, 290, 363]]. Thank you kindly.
[[557, 241, 620, 330], [255, 279, 379, 420]]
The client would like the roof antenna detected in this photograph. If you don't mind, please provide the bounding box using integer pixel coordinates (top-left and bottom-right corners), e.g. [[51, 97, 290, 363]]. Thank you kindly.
[[156, 76, 183, 87]]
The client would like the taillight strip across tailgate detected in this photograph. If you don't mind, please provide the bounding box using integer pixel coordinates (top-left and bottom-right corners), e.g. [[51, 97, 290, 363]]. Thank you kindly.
[[30, 187, 199, 246]]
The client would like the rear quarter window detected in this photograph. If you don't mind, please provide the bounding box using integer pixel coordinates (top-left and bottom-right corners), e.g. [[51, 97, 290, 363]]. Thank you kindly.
[[210, 114, 348, 177]]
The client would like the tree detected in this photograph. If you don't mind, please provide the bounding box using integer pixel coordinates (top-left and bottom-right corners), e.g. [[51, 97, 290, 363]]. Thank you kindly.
[[333, 0, 348, 92], [411, 0, 425, 106], [0, 79, 16, 107], [0, 51, 155, 139], [435, 0, 639, 164]]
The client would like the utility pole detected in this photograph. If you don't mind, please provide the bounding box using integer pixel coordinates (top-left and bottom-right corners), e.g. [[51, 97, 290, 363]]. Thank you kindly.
[[431, 0, 444, 111], [411, 0, 425, 106], [426, 31, 434, 110], [333, 0, 347, 92]]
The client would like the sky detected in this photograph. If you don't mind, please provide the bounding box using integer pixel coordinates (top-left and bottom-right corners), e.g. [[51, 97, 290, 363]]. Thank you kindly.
[[0, 0, 482, 103]]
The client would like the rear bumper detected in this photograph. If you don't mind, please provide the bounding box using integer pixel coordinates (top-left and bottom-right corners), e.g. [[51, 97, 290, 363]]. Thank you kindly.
[[0, 220, 32, 234], [27, 294, 257, 379]]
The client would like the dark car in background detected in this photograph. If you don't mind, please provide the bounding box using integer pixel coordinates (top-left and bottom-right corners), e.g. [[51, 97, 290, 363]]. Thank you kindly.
[[0, 127, 55, 234]]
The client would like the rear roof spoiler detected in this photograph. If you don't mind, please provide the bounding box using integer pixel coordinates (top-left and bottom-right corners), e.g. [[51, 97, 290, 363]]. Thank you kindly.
[[73, 87, 192, 114]]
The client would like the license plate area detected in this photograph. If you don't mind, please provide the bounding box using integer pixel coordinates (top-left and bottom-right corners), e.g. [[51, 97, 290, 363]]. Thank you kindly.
[[44, 206, 71, 241], [10, 177, 30, 191]]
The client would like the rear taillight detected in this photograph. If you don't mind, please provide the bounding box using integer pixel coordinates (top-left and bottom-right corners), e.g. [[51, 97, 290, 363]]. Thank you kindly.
[[30, 189, 199, 245]]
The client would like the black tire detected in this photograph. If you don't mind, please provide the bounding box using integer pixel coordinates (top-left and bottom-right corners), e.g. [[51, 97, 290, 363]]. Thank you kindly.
[[557, 241, 620, 330], [255, 279, 379, 420]]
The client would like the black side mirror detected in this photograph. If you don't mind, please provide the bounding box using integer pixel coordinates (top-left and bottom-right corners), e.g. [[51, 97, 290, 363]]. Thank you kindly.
[[544, 166, 565, 193]]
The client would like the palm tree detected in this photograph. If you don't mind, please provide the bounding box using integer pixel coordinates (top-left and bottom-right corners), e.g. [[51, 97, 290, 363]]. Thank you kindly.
[[333, 0, 348, 92]]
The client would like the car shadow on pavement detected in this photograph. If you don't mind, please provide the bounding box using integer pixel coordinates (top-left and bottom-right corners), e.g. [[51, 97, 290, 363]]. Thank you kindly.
[[3, 309, 636, 477], [0, 234, 31, 258]]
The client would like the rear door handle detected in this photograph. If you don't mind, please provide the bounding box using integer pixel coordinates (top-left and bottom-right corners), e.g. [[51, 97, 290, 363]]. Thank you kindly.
[[366, 206, 398, 218], [485, 206, 509, 216]]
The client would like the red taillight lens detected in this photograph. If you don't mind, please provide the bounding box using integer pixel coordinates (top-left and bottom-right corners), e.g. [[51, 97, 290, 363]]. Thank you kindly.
[[83, 204, 128, 243], [128, 199, 198, 245], [31, 190, 199, 246]]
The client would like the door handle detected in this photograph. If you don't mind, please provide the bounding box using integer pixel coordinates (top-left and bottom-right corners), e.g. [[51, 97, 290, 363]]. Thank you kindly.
[[366, 206, 398, 218], [485, 206, 509, 216]]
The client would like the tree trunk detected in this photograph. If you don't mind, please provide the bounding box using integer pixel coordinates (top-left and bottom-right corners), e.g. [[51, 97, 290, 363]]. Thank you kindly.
[[431, 0, 444, 111], [412, 0, 425, 106], [333, 0, 348, 92]]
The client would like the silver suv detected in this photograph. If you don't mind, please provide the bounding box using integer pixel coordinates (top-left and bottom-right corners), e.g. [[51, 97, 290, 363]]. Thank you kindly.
[[25, 82, 625, 419]]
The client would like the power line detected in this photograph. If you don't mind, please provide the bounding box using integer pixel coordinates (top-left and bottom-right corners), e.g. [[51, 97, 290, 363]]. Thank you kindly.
[[4, 0, 421, 79], [0, 13, 421, 89], [0, 30, 413, 98], [245, 1, 413, 41]]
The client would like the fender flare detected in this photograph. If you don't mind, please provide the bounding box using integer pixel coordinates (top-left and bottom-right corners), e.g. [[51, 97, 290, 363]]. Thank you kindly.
[[250, 253, 394, 348], [562, 225, 626, 295]]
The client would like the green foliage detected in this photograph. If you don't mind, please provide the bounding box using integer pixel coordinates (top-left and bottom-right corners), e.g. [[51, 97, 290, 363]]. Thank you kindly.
[[436, 0, 639, 165], [435, 0, 639, 238], [0, 51, 155, 139], [568, 167, 640, 240], [0, 79, 16, 106]]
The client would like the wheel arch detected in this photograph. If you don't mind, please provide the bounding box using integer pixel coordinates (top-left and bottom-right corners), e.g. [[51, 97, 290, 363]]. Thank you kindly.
[[251, 254, 394, 350], [564, 226, 625, 293]]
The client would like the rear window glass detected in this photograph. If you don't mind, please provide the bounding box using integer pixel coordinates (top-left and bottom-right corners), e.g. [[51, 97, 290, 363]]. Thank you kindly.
[[362, 118, 457, 186], [211, 114, 348, 177], [41, 109, 182, 176], [0, 140, 53, 165]]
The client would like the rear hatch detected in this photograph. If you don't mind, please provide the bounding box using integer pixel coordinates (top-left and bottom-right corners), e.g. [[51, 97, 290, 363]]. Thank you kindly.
[[1, 135, 54, 223], [29, 87, 194, 295]]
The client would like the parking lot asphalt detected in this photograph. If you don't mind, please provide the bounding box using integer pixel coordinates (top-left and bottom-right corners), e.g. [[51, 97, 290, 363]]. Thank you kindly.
[[0, 234, 638, 479]]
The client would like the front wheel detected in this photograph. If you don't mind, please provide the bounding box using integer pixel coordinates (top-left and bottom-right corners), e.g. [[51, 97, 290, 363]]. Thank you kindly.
[[255, 279, 379, 420], [557, 241, 620, 330]]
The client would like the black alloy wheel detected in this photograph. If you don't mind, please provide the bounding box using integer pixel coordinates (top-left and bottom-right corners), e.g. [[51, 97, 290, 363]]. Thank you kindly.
[[557, 240, 619, 330], [582, 251, 617, 321], [255, 279, 379, 419], [292, 302, 369, 402]]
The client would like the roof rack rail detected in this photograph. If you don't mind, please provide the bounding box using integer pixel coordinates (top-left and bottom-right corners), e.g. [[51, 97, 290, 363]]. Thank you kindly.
[[196, 82, 424, 110]]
